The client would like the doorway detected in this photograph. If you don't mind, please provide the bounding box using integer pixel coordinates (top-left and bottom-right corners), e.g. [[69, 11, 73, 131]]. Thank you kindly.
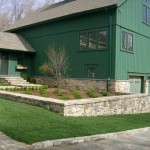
[[0, 53, 9, 75]]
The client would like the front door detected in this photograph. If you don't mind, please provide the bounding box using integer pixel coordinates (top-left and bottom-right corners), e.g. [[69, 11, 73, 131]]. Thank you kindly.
[[0, 53, 9, 75]]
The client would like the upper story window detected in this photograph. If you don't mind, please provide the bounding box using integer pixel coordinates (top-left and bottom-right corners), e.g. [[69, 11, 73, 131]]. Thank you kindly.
[[143, 0, 150, 25], [79, 28, 108, 51], [122, 31, 133, 52]]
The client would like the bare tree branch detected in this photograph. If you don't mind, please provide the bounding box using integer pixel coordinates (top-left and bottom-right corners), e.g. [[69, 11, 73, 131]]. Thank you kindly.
[[10, 0, 36, 22], [47, 44, 69, 93]]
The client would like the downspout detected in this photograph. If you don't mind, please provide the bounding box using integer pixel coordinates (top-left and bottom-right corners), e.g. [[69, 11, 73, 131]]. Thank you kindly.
[[105, 8, 113, 92], [109, 15, 112, 80]]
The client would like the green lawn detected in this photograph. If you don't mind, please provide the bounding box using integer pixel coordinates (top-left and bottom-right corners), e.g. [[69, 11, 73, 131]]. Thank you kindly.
[[0, 98, 150, 144]]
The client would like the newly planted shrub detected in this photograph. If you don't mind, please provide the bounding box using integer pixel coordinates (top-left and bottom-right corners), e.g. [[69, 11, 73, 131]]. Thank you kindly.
[[87, 90, 98, 98], [60, 95, 69, 100], [25, 89, 32, 95], [42, 85, 48, 89], [69, 89, 82, 99], [102, 92, 109, 96], [41, 93, 49, 97]]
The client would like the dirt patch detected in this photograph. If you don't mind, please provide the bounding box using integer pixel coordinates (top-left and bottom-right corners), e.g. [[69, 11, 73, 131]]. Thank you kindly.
[[16, 88, 126, 100]]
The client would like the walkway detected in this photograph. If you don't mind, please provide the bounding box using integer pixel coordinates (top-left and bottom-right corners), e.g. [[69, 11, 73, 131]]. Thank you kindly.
[[50, 130, 150, 150], [0, 129, 150, 150], [0, 132, 32, 150]]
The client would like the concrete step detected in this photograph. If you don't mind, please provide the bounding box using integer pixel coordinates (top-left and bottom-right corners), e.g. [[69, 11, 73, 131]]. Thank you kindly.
[[1, 77, 42, 88]]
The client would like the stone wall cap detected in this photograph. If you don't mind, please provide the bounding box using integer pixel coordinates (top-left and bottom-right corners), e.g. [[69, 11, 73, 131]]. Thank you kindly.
[[0, 91, 148, 106]]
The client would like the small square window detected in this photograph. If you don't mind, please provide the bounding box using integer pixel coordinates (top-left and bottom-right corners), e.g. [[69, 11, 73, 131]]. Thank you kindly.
[[88, 32, 96, 50], [87, 68, 96, 78], [80, 33, 87, 50]]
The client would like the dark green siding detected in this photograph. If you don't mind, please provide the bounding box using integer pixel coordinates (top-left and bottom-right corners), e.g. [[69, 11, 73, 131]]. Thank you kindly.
[[15, 9, 117, 79], [115, 0, 150, 80], [0, 52, 34, 76]]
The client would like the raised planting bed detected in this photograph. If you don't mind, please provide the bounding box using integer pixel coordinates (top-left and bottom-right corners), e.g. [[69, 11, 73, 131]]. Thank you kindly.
[[2, 86, 124, 100], [0, 89, 149, 116]]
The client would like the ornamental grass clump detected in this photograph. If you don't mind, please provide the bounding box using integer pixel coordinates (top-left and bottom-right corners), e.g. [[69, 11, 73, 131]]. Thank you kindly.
[[69, 89, 82, 99], [87, 90, 98, 98]]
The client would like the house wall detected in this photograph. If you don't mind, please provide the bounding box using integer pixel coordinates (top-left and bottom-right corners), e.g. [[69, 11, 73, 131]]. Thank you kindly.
[[115, 0, 150, 80], [15, 8, 117, 79], [4, 52, 34, 76]]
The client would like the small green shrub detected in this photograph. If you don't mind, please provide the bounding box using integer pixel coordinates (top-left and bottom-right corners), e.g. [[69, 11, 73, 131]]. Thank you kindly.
[[30, 78, 36, 84], [69, 89, 82, 99], [42, 85, 48, 89], [87, 90, 98, 98], [0, 82, 10, 86], [25, 89, 32, 95], [21, 74, 36, 84], [23, 87, 27, 90], [41, 93, 49, 97], [60, 95, 69, 100], [5, 88, 9, 91], [102, 92, 109, 96]]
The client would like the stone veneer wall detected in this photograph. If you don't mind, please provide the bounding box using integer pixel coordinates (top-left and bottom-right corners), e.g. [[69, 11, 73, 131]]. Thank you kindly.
[[64, 94, 150, 116], [35, 77, 132, 93], [110, 80, 130, 93], [0, 91, 149, 116], [35, 77, 108, 92]]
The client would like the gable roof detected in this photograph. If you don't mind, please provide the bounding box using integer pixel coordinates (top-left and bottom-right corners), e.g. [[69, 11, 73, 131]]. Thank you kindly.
[[6, 0, 119, 31], [0, 32, 35, 52]]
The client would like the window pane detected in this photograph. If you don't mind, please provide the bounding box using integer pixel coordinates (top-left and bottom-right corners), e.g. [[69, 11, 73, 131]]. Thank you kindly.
[[122, 31, 127, 50], [127, 33, 133, 51], [88, 32, 96, 50], [148, 7, 150, 24], [88, 68, 96, 78], [17, 54, 24, 65], [148, 0, 150, 5], [143, 5, 147, 23], [143, 0, 147, 3], [80, 33, 87, 50], [98, 30, 107, 49]]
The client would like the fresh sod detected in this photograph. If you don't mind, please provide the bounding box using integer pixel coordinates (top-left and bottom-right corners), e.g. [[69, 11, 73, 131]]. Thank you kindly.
[[0, 98, 150, 144]]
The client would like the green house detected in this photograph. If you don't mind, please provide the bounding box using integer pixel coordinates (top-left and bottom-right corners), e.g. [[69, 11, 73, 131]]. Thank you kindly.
[[1, 0, 150, 93]]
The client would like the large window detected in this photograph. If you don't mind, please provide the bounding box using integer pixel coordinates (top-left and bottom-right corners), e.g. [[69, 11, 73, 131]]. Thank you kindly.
[[79, 29, 108, 51], [122, 31, 133, 52], [143, 0, 150, 25]]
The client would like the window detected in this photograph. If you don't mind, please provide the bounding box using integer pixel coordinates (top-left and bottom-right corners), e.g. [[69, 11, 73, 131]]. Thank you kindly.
[[98, 30, 107, 49], [79, 29, 108, 51], [143, 0, 150, 25], [122, 31, 133, 52], [88, 32, 96, 50], [87, 68, 96, 78], [17, 54, 24, 65], [80, 33, 87, 50]]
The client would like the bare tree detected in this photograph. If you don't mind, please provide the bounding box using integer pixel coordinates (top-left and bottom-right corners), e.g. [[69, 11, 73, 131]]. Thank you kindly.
[[9, 0, 36, 22], [47, 44, 69, 93], [0, 13, 11, 31], [44, 0, 55, 5]]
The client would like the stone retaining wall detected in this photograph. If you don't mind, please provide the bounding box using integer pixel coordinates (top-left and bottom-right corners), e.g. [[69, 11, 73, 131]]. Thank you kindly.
[[0, 91, 149, 116], [35, 77, 132, 93], [35, 77, 108, 92]]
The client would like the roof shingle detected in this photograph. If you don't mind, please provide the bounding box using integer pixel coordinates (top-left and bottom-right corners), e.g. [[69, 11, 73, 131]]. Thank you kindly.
[[0, 32, 35, 52], [6, 0, 119, 31]]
